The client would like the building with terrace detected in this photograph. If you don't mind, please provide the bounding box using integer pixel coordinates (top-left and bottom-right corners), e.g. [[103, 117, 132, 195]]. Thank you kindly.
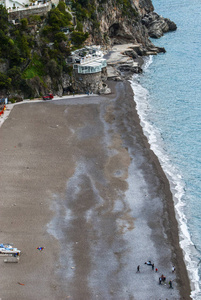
[[73, 57, 107, 74], [70, 46, 108, 94], [68, 46, 107, 75]]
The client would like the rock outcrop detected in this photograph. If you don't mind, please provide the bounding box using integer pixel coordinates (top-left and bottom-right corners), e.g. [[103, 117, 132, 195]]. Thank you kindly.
[[76, 0, 177, 93], [83, 0, 176, 58], [142, 12, 177, 38], [83, 0, 176, 46], [84, 0, 154, 48], [133, 0, 154, 15]]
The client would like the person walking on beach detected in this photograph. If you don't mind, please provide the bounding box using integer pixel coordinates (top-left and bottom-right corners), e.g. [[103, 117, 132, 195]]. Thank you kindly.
[[169, 280, 173, 289], [152, 263, 154, 270], [172, 265, 175, 273], [137, 265, 140, 273]]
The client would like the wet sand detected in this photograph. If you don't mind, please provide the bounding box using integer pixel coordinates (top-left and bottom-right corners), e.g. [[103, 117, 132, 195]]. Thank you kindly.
[[0, 80, 191, 299]]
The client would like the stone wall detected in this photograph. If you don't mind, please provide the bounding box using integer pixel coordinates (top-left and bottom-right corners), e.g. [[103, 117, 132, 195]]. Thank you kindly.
[[72, 67, 108, 94], [8, 3, 51, 21]]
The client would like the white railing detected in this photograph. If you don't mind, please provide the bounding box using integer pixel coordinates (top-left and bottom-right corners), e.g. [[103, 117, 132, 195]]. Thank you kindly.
[[77, 65, 102, 74], [80, 55, 103, 65], [73, 55, 107, 74], [7, 2, 50, 13]]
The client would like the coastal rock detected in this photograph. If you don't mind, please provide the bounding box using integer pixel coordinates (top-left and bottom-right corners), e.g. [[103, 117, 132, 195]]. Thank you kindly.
[[118, 64, 142, 74], [142, 12, 177, 38], [123, 49, 139, 59], [132, 0, 154, 15], [61, 73, 71, 90]]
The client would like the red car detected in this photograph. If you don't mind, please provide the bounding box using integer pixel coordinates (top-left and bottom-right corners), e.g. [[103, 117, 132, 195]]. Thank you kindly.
[[43, 93, 54, 100]]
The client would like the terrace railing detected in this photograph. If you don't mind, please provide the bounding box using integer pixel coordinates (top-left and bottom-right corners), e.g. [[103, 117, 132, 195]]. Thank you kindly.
[[73, 58, 107, 74]]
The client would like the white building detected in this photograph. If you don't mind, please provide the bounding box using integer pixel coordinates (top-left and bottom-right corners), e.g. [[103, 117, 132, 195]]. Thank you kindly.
[[0, 0, 59, 10], [0, 0, 27, 9], [71, 46, 107, 74]]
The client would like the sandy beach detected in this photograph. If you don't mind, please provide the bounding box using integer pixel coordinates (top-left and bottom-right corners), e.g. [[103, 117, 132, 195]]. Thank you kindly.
[[0, 79, 191, 299]]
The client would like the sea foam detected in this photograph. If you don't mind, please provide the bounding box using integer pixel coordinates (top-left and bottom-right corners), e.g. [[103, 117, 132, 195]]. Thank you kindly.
[[130, 56, 201, 299]]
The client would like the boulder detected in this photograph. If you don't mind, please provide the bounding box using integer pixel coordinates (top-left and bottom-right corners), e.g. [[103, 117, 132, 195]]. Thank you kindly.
[[118, 64, 142, 74], [142, 12, 177, 38]]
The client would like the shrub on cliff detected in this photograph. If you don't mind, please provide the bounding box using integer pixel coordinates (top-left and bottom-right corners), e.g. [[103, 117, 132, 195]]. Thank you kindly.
[[115, 0, 138, 17], [45, 59, 62, 78], [7, 67, 23, 89], [0, 30, 21, 67], [54, 32, 67, 43], [15, 33, 31, 60], [23, 53, 45, 79], [0, 73, 11, 90], [20, 18, 28, 31], [71, 0, 95, 21], [71, 31, 89, 47], [47, 7, 72, 30], [28, 15, 42, 25], [42, 3, 73, 44], [0, 5, 9, 31]]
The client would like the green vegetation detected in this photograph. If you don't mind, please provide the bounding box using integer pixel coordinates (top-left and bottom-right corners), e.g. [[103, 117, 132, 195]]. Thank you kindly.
[[115, 0, 138, 17], [0, 0, 139, 98], [71, 0, 96, 21], [0, 4, 9, 30], [71, 31, 89, 47], [20, 18, 28, 30], [47, 7, 72, 29], [0, 1, 90, 98], [23, 54, 45, 79], [0, 73, 11, 89], [28, 15, 42, 24]]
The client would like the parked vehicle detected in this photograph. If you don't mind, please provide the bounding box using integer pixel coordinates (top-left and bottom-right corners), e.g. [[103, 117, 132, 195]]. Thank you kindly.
[[43, 93, 54, 100]]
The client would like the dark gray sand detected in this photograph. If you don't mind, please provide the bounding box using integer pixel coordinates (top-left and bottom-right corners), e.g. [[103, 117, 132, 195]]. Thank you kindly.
[[0, 80, 190, 299]]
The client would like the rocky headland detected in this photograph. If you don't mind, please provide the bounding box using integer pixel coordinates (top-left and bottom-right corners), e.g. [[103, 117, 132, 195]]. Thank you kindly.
[[57, 5, 177, 96]]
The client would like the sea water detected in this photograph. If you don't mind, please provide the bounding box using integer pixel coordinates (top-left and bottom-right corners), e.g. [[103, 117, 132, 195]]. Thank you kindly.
[[131, 0, 201, 298]]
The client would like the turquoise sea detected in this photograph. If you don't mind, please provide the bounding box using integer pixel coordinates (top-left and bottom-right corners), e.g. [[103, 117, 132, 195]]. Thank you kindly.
[[131, 0, 201, 298]]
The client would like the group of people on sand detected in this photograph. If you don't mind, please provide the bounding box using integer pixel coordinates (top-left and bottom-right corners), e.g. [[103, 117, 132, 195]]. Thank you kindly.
[[144, 260, 155, 269], [136, 261, 175, 289]]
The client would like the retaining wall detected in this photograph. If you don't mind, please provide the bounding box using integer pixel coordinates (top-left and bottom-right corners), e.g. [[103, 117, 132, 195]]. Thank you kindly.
[[8, 3, 51, 21]]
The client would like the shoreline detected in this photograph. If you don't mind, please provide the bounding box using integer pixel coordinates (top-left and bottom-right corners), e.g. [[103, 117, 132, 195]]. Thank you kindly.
[[107, 45, 192, 298], [110, 79, 191, 299], [130, 74, 196, 298], [0, 67, 191, 298]]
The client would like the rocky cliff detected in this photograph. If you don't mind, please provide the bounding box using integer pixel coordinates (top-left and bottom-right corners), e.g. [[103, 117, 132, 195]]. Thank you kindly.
[[0, 0, 177, 99], [83, 0, 176, 50], [69, 0, 177, 95]]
